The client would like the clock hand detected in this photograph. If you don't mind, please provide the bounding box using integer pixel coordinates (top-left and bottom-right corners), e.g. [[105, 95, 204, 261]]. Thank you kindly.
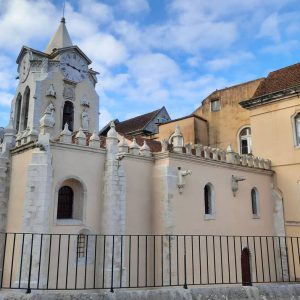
[[66, 63, 80, 71]]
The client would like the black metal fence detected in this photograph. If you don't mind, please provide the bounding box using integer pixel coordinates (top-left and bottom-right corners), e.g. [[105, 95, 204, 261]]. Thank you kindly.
[[0, 233, 298, 293]]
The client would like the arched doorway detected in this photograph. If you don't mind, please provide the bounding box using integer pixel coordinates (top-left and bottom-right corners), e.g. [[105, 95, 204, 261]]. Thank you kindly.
[[241, 247, 252, 286]]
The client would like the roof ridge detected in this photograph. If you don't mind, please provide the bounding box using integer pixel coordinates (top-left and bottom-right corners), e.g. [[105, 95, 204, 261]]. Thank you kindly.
[[117, 107, 162, 124], [211, 78, 265, 94], [268, 61, 300, 75]]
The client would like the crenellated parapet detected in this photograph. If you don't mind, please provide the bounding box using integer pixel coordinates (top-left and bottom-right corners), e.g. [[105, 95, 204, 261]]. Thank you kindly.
[[164, 125, 272, 171], [194, 143, 270, 170], [52, 123, 271, 171]]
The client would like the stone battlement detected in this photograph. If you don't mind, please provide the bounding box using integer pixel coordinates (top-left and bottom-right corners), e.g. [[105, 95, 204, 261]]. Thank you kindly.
[[1, 122, 271, 172]]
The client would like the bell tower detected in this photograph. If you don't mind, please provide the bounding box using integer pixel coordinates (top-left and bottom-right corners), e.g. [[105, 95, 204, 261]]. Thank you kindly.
[[11, 18, 99, 141]]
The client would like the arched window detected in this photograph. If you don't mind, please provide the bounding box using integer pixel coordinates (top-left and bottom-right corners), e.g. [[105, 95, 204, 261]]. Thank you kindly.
[[251, 188, 259, 217], [62, 101, 74, 131], [56, 178, 86, 223], [204, 183, 215, 219], [22, 87, 30, 130], [57, 186, 73, 219], [15, 93, 22, 132], [295, 113, 300, 145], [239, 127, 252, 154]]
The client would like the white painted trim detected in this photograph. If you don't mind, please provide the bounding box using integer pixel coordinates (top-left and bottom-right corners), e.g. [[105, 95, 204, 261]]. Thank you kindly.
[[290, 110, 300, 147], [237, 125, 252, 155]]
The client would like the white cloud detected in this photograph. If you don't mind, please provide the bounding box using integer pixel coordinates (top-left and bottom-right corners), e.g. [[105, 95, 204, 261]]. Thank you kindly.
[[123, 53, 180, 103], [99, 108, 113, 129], [257, 13, 281, 42], [102, 73, 129, 91], [112, 21, 147, 53], [78, 0, 113, 23], [0, 0, 58, 52], [261, 40, 300, 55], [145, 21, 237, 54], [186, 55, 202, 67], [205, 52, 255, 71], [118, 0, 150, 14], [0, 91, 14, 107], [80, 33, 127, 67]]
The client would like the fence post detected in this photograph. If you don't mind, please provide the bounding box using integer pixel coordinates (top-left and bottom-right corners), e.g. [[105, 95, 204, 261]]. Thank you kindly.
[[26, 234, 34, 294], [0, 233, 7, 289], [110, 235, 115, 293], [183, 235, 188, 289]]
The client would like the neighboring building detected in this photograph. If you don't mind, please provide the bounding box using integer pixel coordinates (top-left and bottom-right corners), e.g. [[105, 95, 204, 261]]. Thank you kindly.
[[154, 78, 263, 153], [154, 62, 300, 239], [100, 107, 171, 138], [240, 62, 300, 237], [194, 78, 263, 153], [154, 114, 208, 145]]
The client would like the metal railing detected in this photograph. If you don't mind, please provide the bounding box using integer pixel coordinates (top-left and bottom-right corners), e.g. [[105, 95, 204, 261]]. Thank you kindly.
[[0, 233, 298, 293]]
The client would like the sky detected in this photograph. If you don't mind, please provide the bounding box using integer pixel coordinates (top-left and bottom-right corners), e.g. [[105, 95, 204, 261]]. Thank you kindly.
[[1, 0, 300, 129]]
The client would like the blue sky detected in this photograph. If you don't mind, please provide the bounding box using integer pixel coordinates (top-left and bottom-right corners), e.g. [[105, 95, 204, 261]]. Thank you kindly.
[[1, 0, 300, 129]]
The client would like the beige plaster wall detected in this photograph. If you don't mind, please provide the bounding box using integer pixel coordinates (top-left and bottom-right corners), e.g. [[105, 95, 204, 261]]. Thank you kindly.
[[123, 156, 154, 234], [194, 117, 209, 145], [153, 154, 275, 236], [249, 96, 300, 236], [6, 148, 35, 232], [50, 143, 106, 235], [194, 79, 262, 152]]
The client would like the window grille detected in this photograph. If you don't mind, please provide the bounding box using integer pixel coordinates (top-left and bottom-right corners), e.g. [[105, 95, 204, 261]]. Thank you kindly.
[[77, 234, 86, 258], [57, 186, 73, 219]]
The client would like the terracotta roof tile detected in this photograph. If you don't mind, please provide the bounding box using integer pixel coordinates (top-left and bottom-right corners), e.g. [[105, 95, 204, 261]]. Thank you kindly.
[[253, 62, 300, 98], [123, 134, 162, 152]]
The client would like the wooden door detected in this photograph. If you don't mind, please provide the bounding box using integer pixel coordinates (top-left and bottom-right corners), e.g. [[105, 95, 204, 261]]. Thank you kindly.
[[241, 248, 252, 286]]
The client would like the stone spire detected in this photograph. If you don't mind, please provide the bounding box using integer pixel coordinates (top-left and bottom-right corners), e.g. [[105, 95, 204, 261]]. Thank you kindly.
[[45, 18, 72, 54]]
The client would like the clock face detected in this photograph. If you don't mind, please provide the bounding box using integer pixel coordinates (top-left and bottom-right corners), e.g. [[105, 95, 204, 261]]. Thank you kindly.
[[59, 51, 88, 82], [20, 52, 30, 83]]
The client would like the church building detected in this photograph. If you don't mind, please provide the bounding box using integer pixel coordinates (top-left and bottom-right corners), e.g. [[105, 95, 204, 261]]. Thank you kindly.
[[0, 18, 290, 290]]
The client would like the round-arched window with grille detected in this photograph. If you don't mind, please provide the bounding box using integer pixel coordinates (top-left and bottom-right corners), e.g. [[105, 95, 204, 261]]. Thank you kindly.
[[57, 186, 74, 219]]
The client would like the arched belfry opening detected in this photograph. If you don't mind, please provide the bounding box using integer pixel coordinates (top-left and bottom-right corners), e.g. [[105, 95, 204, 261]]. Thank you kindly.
[[21, 87, 30, 130], [15, 93, 22, 132], [241, 247, 252, 286], [62, 101, 74, 131]]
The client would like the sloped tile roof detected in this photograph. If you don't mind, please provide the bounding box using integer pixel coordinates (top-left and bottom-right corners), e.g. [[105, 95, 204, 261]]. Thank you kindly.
[[115, 108, 161, 134], [253, 62, 300, 98]]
